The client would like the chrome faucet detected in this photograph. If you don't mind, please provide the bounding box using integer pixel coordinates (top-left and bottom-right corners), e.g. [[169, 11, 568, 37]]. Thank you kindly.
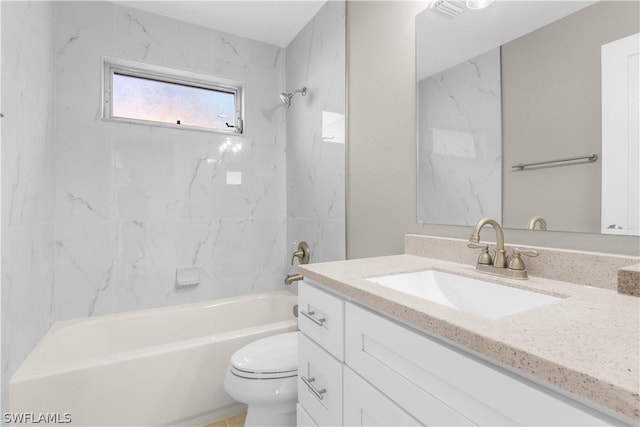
[[468, 218, 538, 279]]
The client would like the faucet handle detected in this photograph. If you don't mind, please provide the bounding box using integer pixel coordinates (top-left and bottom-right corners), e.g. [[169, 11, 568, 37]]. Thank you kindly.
[[467, 243, 492, 265], [291, 241, 310, 265], [513, 248, 539, 258], [509, 248, 538, 271]]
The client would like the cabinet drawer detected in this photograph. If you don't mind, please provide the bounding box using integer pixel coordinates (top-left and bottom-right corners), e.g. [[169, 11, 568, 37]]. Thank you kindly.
[[298, 282, 344, 360], [344, 367, 422, 427], [297, 403, 318, 427], [345, 303, 619, 426], [298, 333, 343, 427]]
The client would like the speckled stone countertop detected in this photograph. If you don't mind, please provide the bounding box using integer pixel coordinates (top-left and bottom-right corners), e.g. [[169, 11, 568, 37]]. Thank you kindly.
[[299, 254, 640, 421]]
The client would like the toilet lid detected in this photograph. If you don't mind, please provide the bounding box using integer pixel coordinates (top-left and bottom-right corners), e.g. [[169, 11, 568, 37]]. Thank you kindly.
[[230, 332, 298, 379]]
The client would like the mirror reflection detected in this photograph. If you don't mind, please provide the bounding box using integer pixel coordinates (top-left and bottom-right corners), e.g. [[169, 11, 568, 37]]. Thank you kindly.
[[416, 0, 640, 236]]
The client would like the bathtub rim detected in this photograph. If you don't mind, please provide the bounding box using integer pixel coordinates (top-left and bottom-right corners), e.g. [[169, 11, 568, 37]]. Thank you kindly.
[[11, 290, 297, 382], [54, 289, 296, 327]]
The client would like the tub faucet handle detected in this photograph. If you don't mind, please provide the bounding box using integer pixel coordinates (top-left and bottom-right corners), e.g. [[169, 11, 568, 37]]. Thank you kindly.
[[291, 241, 310, 265]]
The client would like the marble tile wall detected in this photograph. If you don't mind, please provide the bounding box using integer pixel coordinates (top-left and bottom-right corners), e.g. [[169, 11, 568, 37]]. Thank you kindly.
[[53, 1, 288, 320], [1, 1, 346, 410], [1, 1, 56, 411], [417, 48, 502, 226], [286, 1, 346, 273]]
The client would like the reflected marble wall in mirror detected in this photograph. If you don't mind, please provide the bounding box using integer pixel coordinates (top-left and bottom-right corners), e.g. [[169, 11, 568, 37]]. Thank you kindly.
[[417, 48, 502, 226], [416, 0, 640, 236]]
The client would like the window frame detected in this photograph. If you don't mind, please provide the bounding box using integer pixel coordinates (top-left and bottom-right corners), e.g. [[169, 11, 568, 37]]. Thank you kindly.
[[101, 56, 244, 135]]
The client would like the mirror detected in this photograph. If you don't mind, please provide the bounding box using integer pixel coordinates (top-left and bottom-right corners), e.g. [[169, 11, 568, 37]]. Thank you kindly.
[[416, 0, 640, 236]]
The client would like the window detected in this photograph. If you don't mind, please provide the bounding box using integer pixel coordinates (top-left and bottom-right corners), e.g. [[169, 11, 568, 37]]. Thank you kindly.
[[102, 57, 243, 134]]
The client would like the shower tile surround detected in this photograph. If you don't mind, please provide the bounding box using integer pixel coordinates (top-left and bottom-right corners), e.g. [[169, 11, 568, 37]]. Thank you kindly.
[[299, 234, 640, 421], [285, 1, 346, 271], [1, 0, 346, 412], [53, 2, 289, 319], [1, 1, 56, 409]]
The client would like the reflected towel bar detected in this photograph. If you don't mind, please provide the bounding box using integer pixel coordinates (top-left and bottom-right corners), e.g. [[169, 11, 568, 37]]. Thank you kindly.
[[512, 154, 598, 171]]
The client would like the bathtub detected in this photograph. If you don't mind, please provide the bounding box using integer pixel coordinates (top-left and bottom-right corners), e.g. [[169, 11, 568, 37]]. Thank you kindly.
[[10, 291, 298, 426]]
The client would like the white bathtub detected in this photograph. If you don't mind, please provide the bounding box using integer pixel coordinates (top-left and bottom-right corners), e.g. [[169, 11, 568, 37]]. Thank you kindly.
[[10, 291, 298, 426]]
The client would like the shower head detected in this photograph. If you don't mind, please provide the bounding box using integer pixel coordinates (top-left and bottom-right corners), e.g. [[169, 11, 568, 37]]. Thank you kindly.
[[279, 86, 307, 107], [279, 92, 292, 107]]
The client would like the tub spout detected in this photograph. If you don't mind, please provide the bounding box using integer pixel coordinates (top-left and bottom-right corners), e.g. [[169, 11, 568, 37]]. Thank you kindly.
[[284, 273, 304, 285]]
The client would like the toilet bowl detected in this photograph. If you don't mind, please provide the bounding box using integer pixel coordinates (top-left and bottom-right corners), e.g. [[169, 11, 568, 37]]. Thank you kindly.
[[224, 331, 298, 427]]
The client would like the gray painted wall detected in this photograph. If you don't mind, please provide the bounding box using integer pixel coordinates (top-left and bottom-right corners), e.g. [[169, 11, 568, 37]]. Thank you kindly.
[[502, 1, 640, 233], [346, 1, 640, 259], [347, 1, 425, 258]]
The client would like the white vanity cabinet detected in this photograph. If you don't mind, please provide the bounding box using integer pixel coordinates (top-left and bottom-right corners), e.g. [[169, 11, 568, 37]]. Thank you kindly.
[[298, 283, 345, 426], [298, 282, 344, 360], [298, 334, 343, 426], [343, 367, 422, 427], [298, 281, 626, 427], [296, 404, 317, 427]]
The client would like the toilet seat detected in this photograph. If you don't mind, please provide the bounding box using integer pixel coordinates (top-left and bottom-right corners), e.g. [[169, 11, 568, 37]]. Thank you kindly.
[[229, 331, 298, 380], [224, 332, 299, 427], [230, 366, 297, 380]]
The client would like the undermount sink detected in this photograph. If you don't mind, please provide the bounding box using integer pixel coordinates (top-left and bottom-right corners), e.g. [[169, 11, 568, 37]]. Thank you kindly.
[[366, 270, 561, 320]]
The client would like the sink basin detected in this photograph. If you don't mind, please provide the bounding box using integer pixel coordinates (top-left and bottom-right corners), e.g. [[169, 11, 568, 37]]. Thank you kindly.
[[366, 270, 561, 320]]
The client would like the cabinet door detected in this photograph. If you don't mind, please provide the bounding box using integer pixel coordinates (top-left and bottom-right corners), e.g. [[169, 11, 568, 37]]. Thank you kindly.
[[299, 282, 345, 360], [345, 302, 622, 427], [345, 304, 475, 426], [344, 367, 422, 427], [298, 333, 343, 427]]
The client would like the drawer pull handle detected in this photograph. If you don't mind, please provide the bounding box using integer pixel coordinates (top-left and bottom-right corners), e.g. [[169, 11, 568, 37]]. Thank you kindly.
[[300, 310, 326, 326], [301, 376, 327, 401]]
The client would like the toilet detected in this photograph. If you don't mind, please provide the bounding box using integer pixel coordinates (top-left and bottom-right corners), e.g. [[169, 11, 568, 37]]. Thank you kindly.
[[224, 332, 298, 427]]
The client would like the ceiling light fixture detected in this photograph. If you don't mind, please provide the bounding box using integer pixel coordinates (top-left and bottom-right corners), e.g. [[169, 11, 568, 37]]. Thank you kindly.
[[429, 0, 466, 18], [429, 0, 494, 19], [465, 0, 495, 10]]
